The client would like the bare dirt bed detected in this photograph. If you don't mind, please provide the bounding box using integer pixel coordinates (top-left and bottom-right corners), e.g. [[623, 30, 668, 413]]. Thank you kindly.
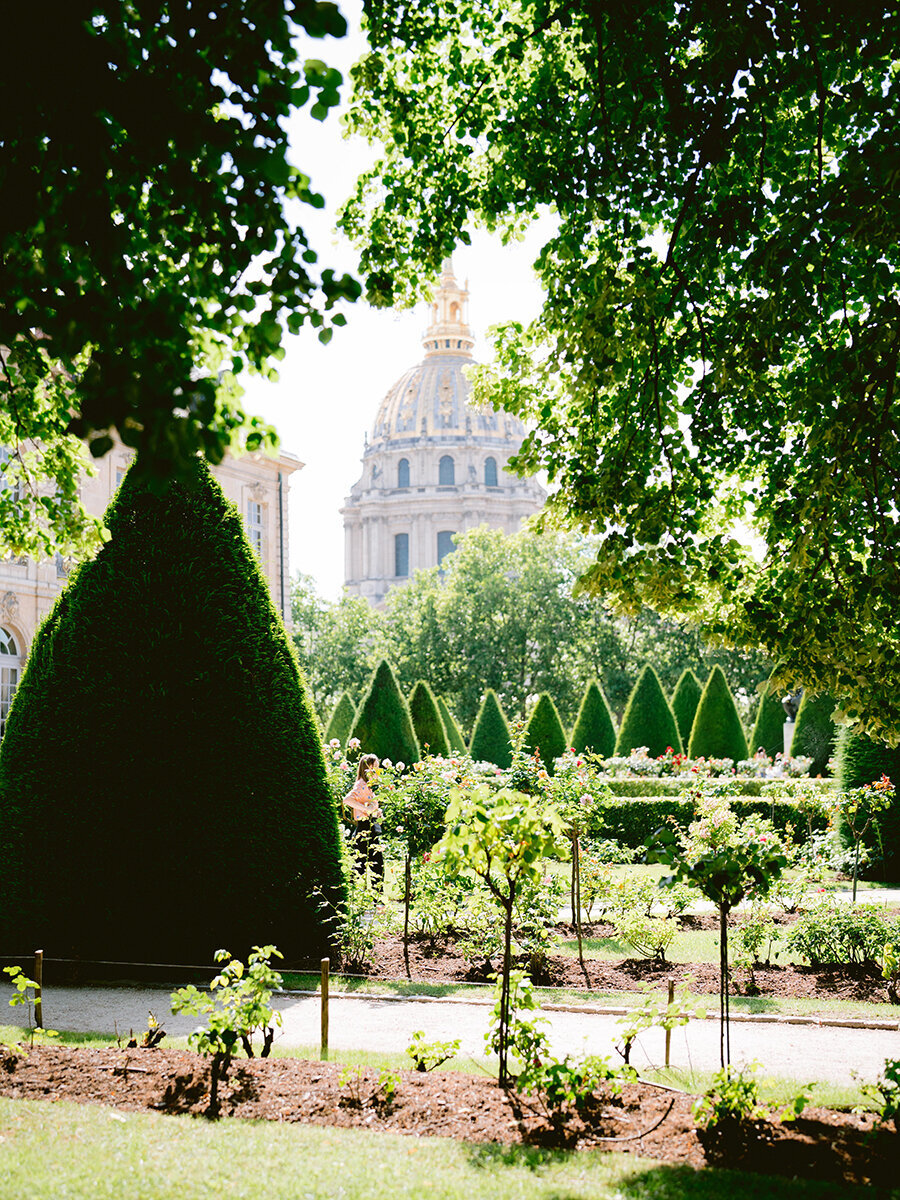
[[349, 922, 891, 1005], [0, 1044, 893, 1188]]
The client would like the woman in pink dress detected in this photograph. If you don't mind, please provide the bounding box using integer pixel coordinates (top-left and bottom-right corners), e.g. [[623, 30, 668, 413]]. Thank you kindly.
[[343, 753, 384, 888]]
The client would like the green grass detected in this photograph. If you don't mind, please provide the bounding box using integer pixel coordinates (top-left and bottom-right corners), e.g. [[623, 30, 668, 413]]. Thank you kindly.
[[0, 1096, 873, 1200]]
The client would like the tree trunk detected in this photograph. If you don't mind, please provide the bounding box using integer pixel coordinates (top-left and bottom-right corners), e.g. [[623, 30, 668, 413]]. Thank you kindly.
[[499, 898, 514, 1088], [403, 853, 412, 979], [719, 905, 731, 1068], [573, 833, 585, 974]]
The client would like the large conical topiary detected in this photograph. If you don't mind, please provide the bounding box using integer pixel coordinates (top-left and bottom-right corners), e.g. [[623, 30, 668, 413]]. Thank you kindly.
[[349, 659, 419, 766], [570, 680, 617, 757], [437, 696, 467, 754], [836, 727, 900, 878], [615, 665, 683, 757], [324, 691, 356, 747], [524, 693, 568, 773], [791, 691, 838, 775], [688, 666, 749, 761], [0, 459, 344, 963], [408, 680, 449, 758], [670, 669, 703, 748], [469, 689, 513, 768], [749, 670, 787, 758]]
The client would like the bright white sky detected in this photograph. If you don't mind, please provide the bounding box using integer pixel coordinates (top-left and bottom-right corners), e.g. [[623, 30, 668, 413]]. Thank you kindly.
[[238, 0, 553, 599]]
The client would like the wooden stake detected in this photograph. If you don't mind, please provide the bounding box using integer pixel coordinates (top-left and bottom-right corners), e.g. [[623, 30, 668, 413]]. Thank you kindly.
[[34, 950, 44, 1029], [320, 958, 329, 1061], [664, 977, 674, 1067]]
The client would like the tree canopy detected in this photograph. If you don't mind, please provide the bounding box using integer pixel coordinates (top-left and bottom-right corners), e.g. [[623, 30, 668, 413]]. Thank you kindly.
[[342, 0, 900, 740], [1, 1, 358, 559]]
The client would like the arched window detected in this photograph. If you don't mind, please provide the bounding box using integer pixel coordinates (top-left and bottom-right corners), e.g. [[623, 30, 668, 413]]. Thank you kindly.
[[0, 627, 21, 738], [484, 457, 498, 487], [439, 455, 455, 485], [394, 533, 409, 578], [397, 458, 410, 488], [437, 531, 456, 567], [450, 302, 460, 322]]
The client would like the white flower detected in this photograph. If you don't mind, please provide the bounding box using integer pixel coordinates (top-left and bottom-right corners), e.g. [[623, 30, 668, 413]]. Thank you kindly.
[[396, 761, 405, 771], [348, 737, 361, 749], [329, 738, 340, 748], [382, 758, 393, 768]]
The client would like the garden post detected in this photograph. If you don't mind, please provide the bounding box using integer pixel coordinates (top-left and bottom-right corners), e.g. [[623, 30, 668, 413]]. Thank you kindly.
[[34, 949, 43, 1029], [320, 958, 329, 1061]]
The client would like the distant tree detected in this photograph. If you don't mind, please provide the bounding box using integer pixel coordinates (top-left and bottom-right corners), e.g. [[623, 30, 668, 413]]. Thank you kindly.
[[408, 680, 449, 758], [570, 680, 616, 758], [350, 659, 419, 766], [524, 693, 568, 774], [469, 689, 513, 769], [749, 671, 788, 759], [791, 691, 838, 776], [291, 579, 384, 715], [670, 670, 703, 748], [689, 667, 749, 762], [0, 459, 344, 961], [835, 728, 900, 880], [324, 692, 357, 748], [615, 665, 682, 758], [437, 696, 467, 754]]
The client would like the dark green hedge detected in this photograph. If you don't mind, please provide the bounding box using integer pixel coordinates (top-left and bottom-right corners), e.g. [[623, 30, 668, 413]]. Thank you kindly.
[[749, 670, 786, 758], [408, 680, 449, 758], [325, 692, 356, 747], [0, 458, 344, 964], [437, 696, 467, 754], [615, 664, 683, 757], [791, 691, 837, 776], [570, 680, 617, 757], [688, 665, 748, 761], [350, 660, 419, 765], [524, 692, 568, 773], [589, 797, 826, 848], [670, 669, 702, 747], [469, 689, 513, 768], [836, 727, 900, 879]]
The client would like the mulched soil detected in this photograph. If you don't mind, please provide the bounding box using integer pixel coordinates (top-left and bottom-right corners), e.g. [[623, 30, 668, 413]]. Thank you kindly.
[[0, 1044, 893, 1188], [352, 920, 893, 1005]]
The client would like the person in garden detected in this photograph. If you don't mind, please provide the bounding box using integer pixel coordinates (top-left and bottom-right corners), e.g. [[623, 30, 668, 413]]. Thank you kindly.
[[343, 753, 384, 888]]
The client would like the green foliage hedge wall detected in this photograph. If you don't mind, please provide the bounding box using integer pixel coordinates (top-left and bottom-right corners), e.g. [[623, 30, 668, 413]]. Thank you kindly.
[[408, 680, 449, 758], [469, 689, 513, 768], [836, 727, 900, 878], [791, 691, 837, 776], [688, 666, 748, 761], [324, 691, 356, 747], [615, 664, 683, 757], [0, 459, 344, 963], [670, 669, 702, 747], [350, 659, 419, 766], [437, 696, 467, 754], [570, 680, 616, 757], [524, 692, 568, 773], [591, 797, 825, 848]]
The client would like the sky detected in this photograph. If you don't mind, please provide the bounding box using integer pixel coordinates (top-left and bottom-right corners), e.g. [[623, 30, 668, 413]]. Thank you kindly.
[[238, 1, 553, 600]]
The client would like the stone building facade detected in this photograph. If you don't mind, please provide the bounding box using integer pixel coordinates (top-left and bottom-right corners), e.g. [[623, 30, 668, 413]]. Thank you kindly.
[[0, 443, 301, 734], [341, 263, 545, 605]]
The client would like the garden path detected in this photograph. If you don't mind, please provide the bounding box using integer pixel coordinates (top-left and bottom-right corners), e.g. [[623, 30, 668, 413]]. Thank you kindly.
[[8, 985, 897, 1089]]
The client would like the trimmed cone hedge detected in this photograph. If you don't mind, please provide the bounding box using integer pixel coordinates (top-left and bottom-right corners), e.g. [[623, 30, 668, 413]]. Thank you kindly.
[[670, 669, 702, 747], [469, 689, 513, 768], [749, 671, 787, 758], [615, 665, 683, 757], [688, 666, 748, 761], [350, 659, 419, 766], [408, 680, 449, 758], [437, 696, 467, 754], [836, 727, 900, 879], [324, 692, 356, 747], [0, 459, 344, 964], [570, 680, 617, 757], [524, 692, 568, 773], [791, 691, 837, 776]]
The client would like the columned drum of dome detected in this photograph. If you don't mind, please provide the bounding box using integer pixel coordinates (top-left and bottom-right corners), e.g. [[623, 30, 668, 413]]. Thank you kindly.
[[341, 263, 546, 605]]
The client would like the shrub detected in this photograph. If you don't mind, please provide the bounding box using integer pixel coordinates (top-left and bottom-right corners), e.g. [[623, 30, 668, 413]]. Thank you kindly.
[[570, 680, 617, 757], [407, 680, 449, 758], [786, 900, 900, 966], [524, 693, 568, 774], [835, 727, 900, 879], [688, 666, 749, 761], [469, 689, 513, 768], [615, 664, 683, 757], [670, 669, 702, 747], [349, 659, 419, 766], [437, 696, 467, 754], [0, 459, 344, 963], [748, 671, 787, 758], [324, 691, 356, 747], [791, 691, 838, 776]]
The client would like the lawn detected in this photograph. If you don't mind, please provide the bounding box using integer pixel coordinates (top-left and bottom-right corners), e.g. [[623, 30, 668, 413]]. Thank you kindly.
[[0, 1096, 873, 1200]]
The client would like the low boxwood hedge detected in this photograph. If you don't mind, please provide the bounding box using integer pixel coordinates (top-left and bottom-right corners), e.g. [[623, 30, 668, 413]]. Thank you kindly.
[[587, 796, 829, 848], [603, 777, 835, 799]]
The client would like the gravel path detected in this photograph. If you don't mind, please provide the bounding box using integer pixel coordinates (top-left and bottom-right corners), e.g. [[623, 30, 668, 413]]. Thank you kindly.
[[7, 985, 899, 1088]]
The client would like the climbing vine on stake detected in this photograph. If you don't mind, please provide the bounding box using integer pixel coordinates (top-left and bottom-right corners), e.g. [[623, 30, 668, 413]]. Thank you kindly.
[[435, 785, 565, 1087]]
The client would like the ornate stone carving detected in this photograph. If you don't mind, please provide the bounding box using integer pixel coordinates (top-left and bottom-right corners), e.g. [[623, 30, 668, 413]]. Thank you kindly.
[[1, 591, 19, 620]]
